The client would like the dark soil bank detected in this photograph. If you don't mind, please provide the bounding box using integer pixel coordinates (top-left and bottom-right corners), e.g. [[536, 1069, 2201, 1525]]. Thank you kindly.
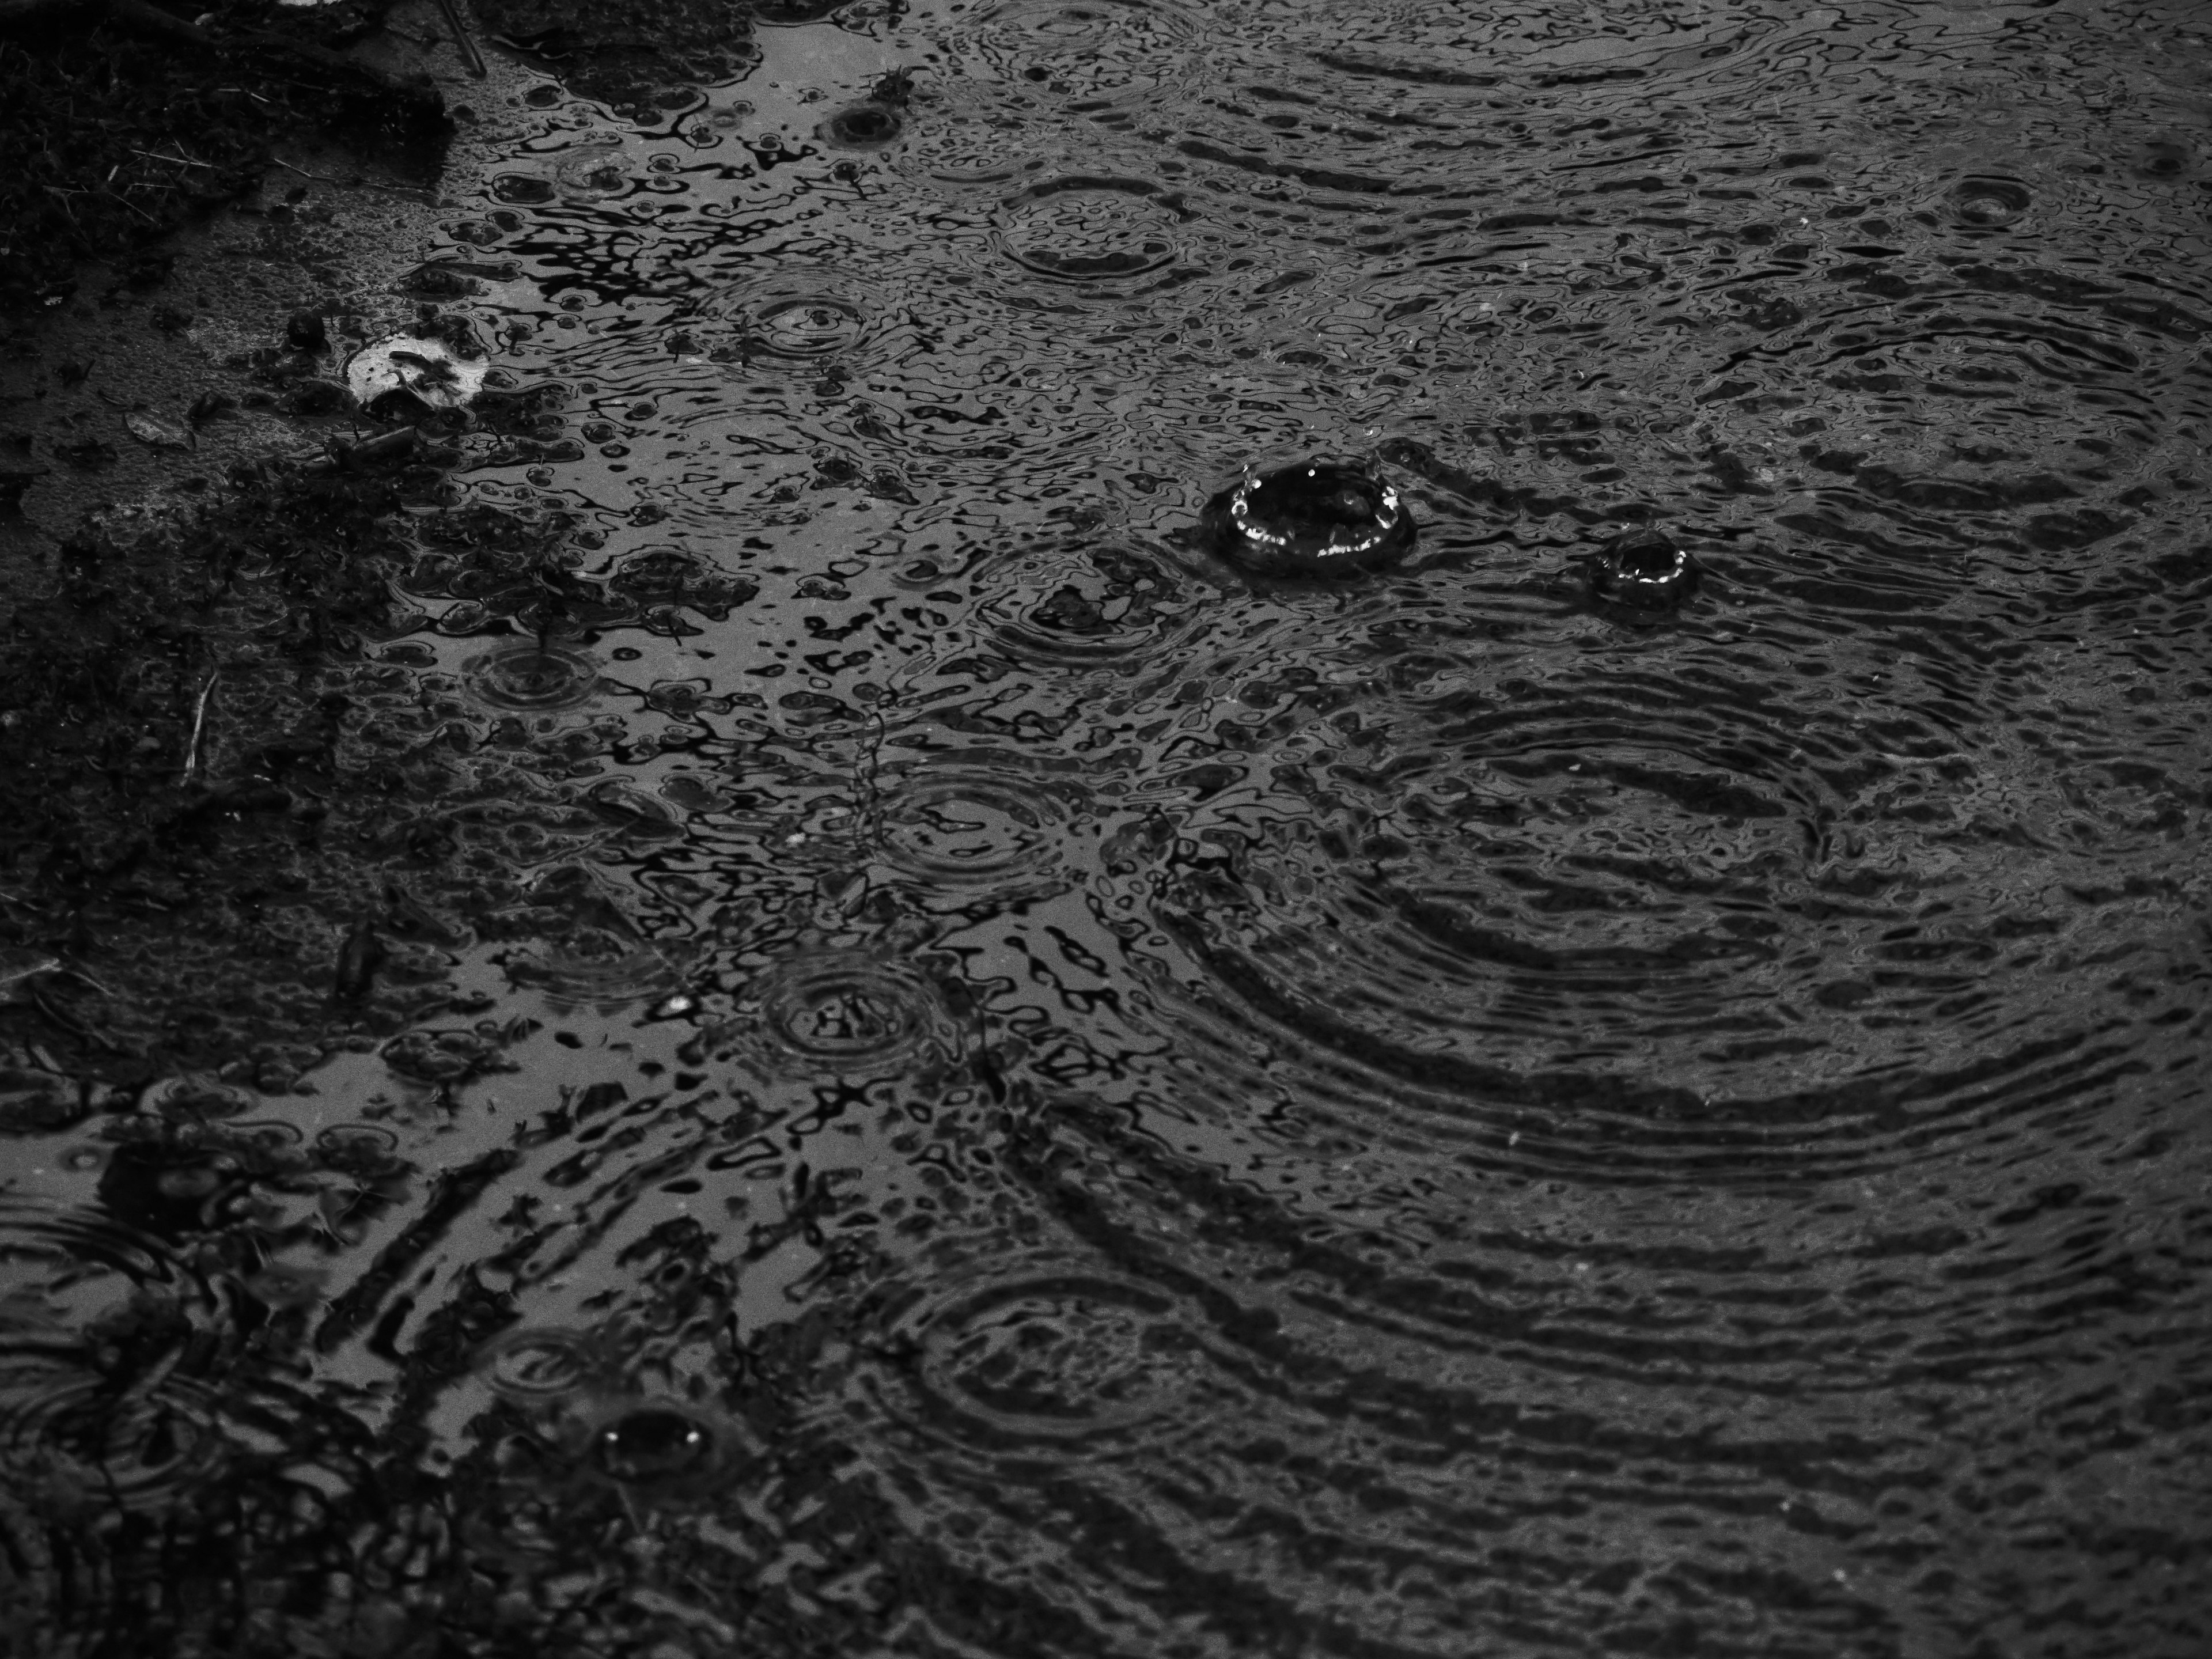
[[0, 0, 450, 309], [0, 0, 753, 1091]]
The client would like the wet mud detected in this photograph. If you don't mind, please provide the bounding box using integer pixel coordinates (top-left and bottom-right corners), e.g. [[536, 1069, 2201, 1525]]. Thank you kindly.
[[3, 1, 2212, 1656]]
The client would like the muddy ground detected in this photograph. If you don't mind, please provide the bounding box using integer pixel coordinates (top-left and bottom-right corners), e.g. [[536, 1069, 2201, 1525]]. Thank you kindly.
[[0, 0, 757, 1113]]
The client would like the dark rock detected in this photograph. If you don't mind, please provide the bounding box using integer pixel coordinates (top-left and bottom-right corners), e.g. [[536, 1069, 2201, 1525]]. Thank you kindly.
[[363, 387, 435, 425], [0, 467, 44, 513], [286, 378, 350, 416], [52, 437, 118, 469]]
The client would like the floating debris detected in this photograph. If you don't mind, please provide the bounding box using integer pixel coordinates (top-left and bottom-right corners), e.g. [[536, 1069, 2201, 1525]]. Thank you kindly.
[[344, 335, 488, 416]]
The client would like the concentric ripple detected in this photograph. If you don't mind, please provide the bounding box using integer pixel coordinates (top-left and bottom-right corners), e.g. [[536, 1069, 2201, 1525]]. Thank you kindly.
[[0, 1355, 236, 1513], [1946, 175, 2033, 226], [502, 938, 687, 1009], [461, 642, 604, 711], [923, 0, 1203, 104], [44, 7, 2212, 1657], [889, 85, 1071, 198], [882, 1260, 1240, 1456], [974, 541, 1196, 667], [876, 753, 1082, 905], [689, 268, 882, 374], [993, 177, 1185, 283], [478, 1330, 601, 1404], [740, 948, 954, 1077], [0, 1196, 193, 1297], [819, 100, 906, 151], [1132, 636, 2204, 1184], [1159, 706, 1838, 1089], [0, 1206, 247, 1510]]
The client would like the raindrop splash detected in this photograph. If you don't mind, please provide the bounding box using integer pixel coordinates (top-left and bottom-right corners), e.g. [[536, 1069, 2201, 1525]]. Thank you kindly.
[[461, 641, 604, 711], [1202, 459, 1415, 578]]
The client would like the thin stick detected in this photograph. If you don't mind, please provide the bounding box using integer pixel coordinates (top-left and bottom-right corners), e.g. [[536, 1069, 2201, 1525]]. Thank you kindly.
[[272, 154, 435, 199], [434, 0, 487, 77], [104, 188, 158, 225], [180, 667, 217, 786]]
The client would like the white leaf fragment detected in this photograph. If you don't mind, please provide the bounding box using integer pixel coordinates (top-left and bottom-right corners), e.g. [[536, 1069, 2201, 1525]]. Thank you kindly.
[[345, 336, 488, 411], [124, 412, 192, 449]]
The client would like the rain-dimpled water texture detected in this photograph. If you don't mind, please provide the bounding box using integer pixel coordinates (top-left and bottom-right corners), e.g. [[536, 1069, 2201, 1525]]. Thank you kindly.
[[8, 1, 2212, 1656]]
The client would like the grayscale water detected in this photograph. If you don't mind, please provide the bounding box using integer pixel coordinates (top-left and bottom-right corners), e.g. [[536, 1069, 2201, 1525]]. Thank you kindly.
[[5, 1, 2212, 1653]]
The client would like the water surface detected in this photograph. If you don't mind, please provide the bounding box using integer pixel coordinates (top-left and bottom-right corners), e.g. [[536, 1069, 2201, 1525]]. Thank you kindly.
[[5, 1, 2212, 1654]]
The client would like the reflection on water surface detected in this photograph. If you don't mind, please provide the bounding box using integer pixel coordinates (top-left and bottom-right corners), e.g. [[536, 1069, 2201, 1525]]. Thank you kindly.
[[5, 0, 2212, 1654]]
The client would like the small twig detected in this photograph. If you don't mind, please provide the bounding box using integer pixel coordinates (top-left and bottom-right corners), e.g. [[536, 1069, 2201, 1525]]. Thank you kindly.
[[233, 24, 445, 108], [130, 147, 213, 169], [103, 188, 160, 225], [55, 962, 119, 998], [271, 156, 342, 185], [271, 155, 435, 199], [434, 0, 486, 78], [28, 982, 124, 1052], [180, 667, 218, 787], [0, 955, 59, 994]]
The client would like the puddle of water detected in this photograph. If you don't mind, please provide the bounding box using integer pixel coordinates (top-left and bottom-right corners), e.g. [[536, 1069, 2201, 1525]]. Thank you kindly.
[[7, 1, 2212, 1654]]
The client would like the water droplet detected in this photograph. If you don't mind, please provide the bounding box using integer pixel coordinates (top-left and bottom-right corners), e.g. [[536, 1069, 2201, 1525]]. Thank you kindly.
[[1588, 527, 1697, 612], [1201, 459, 1415, 578], [590, 1403, 721, 1485], [1946, 176, 2032, 226]]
